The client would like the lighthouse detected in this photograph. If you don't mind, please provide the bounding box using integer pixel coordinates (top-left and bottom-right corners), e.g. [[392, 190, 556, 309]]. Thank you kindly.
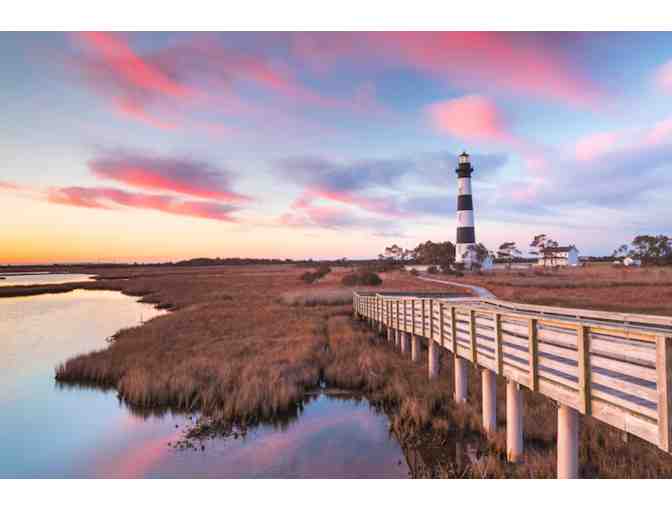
[[455, 151, 476, 268]]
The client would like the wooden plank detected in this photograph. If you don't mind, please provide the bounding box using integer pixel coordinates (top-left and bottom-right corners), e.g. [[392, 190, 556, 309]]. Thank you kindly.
[[501, 331, 529, 351], [456, 344, 471, 360], [538, 368, 578, 389], [503, 365, 529, 387], [502, 352, 530, 373], [589, 325, 659, 344], [500, 321, 531, 338], [590, 372, 658, 403], [657, 336, 672, 452], [529, 318, 539, 392], [538, 340, 577, 361], [538, 377, 580, 409], [578, 325, 591, 414], [590, 387, 658, 421], [537, 327, 578, 348], [589, 335, 656, 365], [538, 356, 578, 378], [591, 399, 659, 446], [590, 355, 658, 384]]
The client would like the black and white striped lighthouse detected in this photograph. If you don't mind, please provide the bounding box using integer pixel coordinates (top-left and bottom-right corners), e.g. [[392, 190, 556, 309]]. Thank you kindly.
[[455, 151, 476, 267]]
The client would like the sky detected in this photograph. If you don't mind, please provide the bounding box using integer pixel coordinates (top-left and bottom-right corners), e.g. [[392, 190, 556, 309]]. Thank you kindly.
[[1, 31, 672, 264]]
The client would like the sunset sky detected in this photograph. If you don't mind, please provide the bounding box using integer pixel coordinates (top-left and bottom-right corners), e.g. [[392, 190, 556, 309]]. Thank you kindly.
[[2, 31, 672, 263]]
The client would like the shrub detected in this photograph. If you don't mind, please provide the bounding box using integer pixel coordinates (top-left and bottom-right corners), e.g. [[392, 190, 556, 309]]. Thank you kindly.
[[427, 265, 438, 274], [300, 271, 318, 284], [409, 268, 419, 276], [341, 270, 382, 286]]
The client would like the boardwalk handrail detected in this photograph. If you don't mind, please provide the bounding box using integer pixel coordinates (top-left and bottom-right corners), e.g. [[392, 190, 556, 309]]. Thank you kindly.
[[352, 291, 672, 454]]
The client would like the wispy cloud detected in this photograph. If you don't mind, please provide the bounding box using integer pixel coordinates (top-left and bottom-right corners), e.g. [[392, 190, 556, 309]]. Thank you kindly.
[[47, 186, 239, 222], [89, 152, 250, 203]]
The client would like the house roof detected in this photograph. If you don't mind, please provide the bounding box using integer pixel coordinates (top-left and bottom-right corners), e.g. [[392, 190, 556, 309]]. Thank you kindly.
[[540, 246, 577, 254]]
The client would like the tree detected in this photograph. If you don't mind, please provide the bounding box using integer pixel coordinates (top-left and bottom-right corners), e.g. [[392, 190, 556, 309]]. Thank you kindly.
[[530, 234, 558, 268], [612, 244, 629, 259], [411, 241, 456, 266], [498, 241, 521, 270], [384, 244, 405, 262], [464, 242, 491, 270], [629, 235, 672, 265]]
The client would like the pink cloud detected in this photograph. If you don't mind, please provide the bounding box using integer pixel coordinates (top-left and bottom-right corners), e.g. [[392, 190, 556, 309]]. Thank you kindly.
[[655, 60, 672, 93], [290, 32, 603, 107], [575, 131, 619, 161], [427, 95, 514, 143], [76, 32, 194, 99], [89, 154, 250, 203], [307, 188, 402, 217], [47, 186, 239, 222]]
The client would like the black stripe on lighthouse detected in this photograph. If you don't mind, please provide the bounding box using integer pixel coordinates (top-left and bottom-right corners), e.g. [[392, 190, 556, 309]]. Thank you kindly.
[[456, 226, 475, 244], [456, 194, 473, 211]]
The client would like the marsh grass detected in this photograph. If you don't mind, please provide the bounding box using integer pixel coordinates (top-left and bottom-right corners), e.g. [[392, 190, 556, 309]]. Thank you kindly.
[[45, 263, 672, 477], [278, 288, 353, 306]]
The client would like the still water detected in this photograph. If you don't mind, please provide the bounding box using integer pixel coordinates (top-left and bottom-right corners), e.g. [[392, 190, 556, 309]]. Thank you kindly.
[[0, 273, 95, 287], [0, 289, 409, 478]]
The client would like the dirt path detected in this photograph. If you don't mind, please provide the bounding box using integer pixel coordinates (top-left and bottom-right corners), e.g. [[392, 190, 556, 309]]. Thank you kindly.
[[417, 276, 496, 299]]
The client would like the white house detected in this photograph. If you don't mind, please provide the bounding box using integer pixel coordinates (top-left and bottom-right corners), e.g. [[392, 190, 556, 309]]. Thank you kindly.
[[538, 246, 580, 267], [623, 256, 642, 267]]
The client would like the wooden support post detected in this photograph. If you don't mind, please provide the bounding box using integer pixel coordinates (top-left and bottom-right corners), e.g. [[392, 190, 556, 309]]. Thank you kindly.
[[657, 336, 672, 452], [411, 334, 420, 362], [428, 336, 439, 379], [401, 332, 411, 355], [528, 318, 539, 392], [387, 325, 393, 343], [455, 356, 468, 403], [494, 313, 503, 375], [469, 309, 477, 364], [557, 404, 579, 479], [506, 380, 523, 462], [482, 369, 497, 435], [577, 325, 591, 415], [450, 306, 457, 354]]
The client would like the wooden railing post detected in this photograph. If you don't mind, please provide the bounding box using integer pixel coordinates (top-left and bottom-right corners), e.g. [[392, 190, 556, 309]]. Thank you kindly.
[[494, 313, 503, 375], [528, 318, 538, 392], [450, 306, 457, 354], [412, 299, 416, 336], [469, 309, 477, 364], [439, 302, 445, 349], [421, 299, 426, 338], [657, 336, 672, 452], [577, 325, 591, 415], [429, 298, 434, 342]]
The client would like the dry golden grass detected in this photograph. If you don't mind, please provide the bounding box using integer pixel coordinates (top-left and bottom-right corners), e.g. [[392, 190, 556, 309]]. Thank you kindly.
[[456, 264, 672, 316], [52, 264, 463, 423], [17, 262, 672, 477]]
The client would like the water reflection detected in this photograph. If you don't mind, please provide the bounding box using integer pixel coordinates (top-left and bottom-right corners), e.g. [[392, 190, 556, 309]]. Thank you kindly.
[[0, 273, 94, 287], [0, 289, 410, 478]]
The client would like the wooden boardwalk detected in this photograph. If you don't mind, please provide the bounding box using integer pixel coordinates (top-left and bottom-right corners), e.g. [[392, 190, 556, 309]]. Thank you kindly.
[[353, 291, 672, 478]]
